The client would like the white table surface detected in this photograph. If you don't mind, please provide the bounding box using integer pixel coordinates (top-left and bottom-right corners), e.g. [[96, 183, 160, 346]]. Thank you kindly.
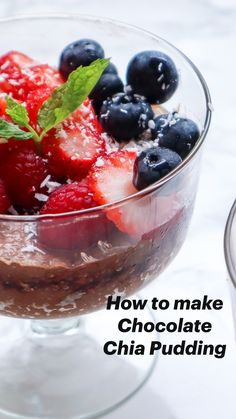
[[0, 0, 236, 418]]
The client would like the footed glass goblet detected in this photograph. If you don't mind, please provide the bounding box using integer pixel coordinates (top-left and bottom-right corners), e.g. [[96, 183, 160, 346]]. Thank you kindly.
[[0, 14, 211, 419]]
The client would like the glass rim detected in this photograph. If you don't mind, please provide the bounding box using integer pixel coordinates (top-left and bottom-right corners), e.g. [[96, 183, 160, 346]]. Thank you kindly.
[[0, 13, 212, 221], [224, 199, 236, 288]]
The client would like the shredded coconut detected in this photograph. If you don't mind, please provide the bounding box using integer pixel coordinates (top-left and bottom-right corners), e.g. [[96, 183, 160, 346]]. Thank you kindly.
[[40, 175, 51, 189], [22, 244, 45, 254], [98, 240, 112, 253], [8, 205, 19, 215], [95, 157, 104, 167], [0, 60, 10, 70], [35, 193, 48, 202], [80, 252, 97, 263], [148, 120, 156, 129]]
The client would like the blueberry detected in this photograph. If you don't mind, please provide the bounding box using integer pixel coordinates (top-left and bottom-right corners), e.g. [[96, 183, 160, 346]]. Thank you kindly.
[[127, 51, 179, 104], [99, 93, 154, 142], [59, 38, 105, 78], [152, 113, 200, 158], [103, 62, 118, 75], [90, 73, 124, 114], [133, 147, 182, 190]]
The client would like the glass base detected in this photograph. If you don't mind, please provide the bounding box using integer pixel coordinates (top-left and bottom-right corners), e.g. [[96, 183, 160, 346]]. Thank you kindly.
[[0, 299, 157, 418]]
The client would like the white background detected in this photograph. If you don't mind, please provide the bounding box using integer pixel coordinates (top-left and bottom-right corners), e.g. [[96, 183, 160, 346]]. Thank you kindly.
[[0, 0, 236, 418]]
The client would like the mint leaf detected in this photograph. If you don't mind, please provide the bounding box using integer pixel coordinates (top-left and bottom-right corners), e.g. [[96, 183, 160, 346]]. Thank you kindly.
[[38, 58, 109, 136], [6, 96, 30, 127], [0, 119, 33, 140]]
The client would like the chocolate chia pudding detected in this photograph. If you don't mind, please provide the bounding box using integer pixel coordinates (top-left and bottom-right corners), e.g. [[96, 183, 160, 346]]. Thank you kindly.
[[0, 198, 192, 319]]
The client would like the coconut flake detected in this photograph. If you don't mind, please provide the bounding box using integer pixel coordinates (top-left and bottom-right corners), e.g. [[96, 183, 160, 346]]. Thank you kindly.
[[98, 240, 112, 253], [95, 157, 104, 167], [80, 252, 97, 263], [35, 193, 49, 202], [148, 120, 156, 129], [8, 205, 19, 215], [0, 60, 10, 70], [22, 244, 45, 254]]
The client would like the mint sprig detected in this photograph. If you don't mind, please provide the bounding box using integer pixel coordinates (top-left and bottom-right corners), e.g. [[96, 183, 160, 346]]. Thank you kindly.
[[38, 58, 109, 138], [0, 58, 109, 146], [5, 96, 40, 143], [0, 119, 33, 140], [6, 96, 30, 127]]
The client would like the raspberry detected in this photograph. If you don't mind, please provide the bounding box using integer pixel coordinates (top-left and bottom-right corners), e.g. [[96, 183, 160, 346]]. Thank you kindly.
[[39, 181, 113, 249], [1, 148, 49, 210], [40, 181, 97, 214]]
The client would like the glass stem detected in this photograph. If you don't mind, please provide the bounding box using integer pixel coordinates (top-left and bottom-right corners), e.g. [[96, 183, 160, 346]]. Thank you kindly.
[[31, 317, 80, 335]]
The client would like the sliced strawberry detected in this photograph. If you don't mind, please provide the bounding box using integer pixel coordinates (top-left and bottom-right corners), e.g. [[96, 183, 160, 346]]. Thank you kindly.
[[0, 93, 7, 116], [89, 150, 137, 205], [0, 62, 63, 100], [0, 62, 25, 99], [89, 150, 182, 237], [38, 180, 113, 250], [0, 51, 35, 70], [0, 179, 10, 213], [21, 64, 63, 93], [26, 87, 54, 130], [72, 98, 103, 135], [41, 119, 105, 181], [0, 51, 35, 99], [1, 148, 49, 210]]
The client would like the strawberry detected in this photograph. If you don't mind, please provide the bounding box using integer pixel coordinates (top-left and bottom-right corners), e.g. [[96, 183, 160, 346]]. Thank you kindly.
[[0, 60, 63, 101], [1, 148, 49, 210], [72, 98, 103, 135], [39, 180, 113, 249], [0, 93, 7, 116], [0, 62, 25, 100], [26, 87, 54, 130], [0, 51, 35, 70], [0, 179, 10, 213], [41, 119, 105, 181], [0, 51, 35, 99], [89, 149, 182, 237], [22, 64, 63, 93]]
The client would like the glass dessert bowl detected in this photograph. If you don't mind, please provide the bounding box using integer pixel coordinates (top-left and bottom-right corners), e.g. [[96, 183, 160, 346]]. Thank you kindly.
[[0, 14, 211, 419]]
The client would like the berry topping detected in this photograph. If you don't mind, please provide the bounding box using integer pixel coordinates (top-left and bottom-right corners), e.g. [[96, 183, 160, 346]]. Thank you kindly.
[[0, 62, 26, 100], [26, 87, 54, 130], [0, 51, 35, 70], [39, 180, 113, 249], [0, 94, 7, 116], [40, 180, 96, 214], [0, 179, 10, 214], [41, 118, 105, 181], [153, 113, 200, 158], [103, 62, 118, 75], [89, 149, 179, 236], [59, 39, 105, 79], [89, 150, 138, 233], [20, 65, 63, 98], [90, 73, 124, 113], [1, 148, 49, 210], [127, 50, 179, 104], [99, 93, 154, 142], [133, 147, 182, 190], [0, 61, 63, 101]]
